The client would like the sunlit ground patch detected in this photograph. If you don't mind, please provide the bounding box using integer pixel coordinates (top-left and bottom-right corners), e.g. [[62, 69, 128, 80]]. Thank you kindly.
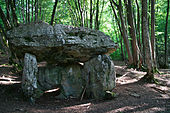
[[0, 75, 21, 85]]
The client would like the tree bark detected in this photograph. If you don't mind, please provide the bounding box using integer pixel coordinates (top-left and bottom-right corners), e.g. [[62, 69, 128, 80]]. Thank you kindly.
[[142, 0, 154, 78], [9, 0, 18, 26], [0, 6, 11, 30], [90, 0, 93, 29], [110, 0, 133, 64], [5, 0, 10, 21], [0, 24, 9, 54], [164, 0, 169, 68], [32, 0, 34, 21], [151, 0, 157, 67], [21, 0, 25, 23], [28, 0, 30, 23], [135, 0, 141, 50], [26, 0, 28, 23], [50, 0, 58, 25], [124, 0, 139, 66], [78, 0, 84, 27], [118, 0, 133, 64], [95, 0, 99, 30], [35, 0, 37, 21]]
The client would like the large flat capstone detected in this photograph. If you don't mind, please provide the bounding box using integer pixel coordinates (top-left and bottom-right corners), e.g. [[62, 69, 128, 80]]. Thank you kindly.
[[7, 21, 117, 63], [7, 22, 117, 100]]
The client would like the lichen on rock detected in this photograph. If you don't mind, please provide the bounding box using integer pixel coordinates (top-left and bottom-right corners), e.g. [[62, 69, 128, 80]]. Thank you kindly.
[[7, 22, 118, 100]]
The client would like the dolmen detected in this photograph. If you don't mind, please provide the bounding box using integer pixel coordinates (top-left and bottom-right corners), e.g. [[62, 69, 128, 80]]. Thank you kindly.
[[7, 21, 118, 100]]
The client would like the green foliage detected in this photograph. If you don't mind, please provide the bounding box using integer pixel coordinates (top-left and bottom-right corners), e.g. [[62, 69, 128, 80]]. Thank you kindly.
[[0, 0, 169, 63]]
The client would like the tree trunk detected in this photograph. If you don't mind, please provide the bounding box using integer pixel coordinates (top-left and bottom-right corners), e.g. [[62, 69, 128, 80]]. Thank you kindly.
[[95, 0, 99, 30], [125, 0, 139, 66], [110, 0, 133, 65], [0, 24, 9, 54], [21, 0, 25, 23], [5, 0, 10, 21], [78, 0, 84, 27], [73, 0, 81, 26], [35, 0, 37, 21], [136, 1, 140, 38], [10, 0, 18, 26], [0, 6, 11, 30], [99, 0, 105, 28], [142, 0, 154, 79], [90, 0, 93, 29], [26, 0, 28, 23], [39, 0, 42, 20], [118, 0, 133, 65], [28, 0, 30, 23], [141, 0, 146, 65], [151, 0, 157, 67], [32, 0, 34, 21], [50, 0, 58, 25], [164, 0, 169, 68]]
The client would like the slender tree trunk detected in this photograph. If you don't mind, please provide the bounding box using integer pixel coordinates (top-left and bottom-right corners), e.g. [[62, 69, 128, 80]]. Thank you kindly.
[[37, 0, 39, 20], [73, 0, 81, 25], [50, 0, 58, 25], [78, 0, 84, 27], [99, 0, 105, 28], [26, 0, 28, 23], [39, 2, 42, 20], [124, 0, 139, 66], [141, 0, 146, 64], [21, 0, 25, 23], [0, 24, 9, 54], [110, 0, 133, 64], [10, 0, 18, 26], [90, 0, 93, 29], [5, 0, 10, 21], [151, 0, 157, 67], [118, 0, 133, 65], [135, 0, 141, 50], [28, 0, 30, 23], [164, 0, 169, 68], [0, 6, 11, 30], [18, 0, 22, 23], [32, 0, 34, 21], [95, 0, 99, 30], [142, 0, 154, 79], [35, 0, 37, 21], [148, 0, 151, 29]]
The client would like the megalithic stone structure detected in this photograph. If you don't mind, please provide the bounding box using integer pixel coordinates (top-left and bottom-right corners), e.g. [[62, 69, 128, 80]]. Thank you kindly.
[[7, 21, 118, 101]]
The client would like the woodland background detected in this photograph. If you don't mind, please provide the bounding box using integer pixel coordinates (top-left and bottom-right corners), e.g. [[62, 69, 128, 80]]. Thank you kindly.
[[0, 0, 169, 79]]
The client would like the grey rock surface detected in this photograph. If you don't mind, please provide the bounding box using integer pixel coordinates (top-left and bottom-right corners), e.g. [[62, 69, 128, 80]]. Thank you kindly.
[[83, 55, 116, 99], [7, 21, 117, 63], [8, 22, 117, 100], [36, 55, 116, 99], [37, 64, 84, 98], [22, 53, 42, 98]]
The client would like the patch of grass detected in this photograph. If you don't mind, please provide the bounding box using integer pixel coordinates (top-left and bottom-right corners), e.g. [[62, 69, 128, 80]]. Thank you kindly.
[[104, 91, 117, 100]]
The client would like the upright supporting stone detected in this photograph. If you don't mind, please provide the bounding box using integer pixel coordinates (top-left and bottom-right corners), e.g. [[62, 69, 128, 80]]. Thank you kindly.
[[37, 64, 84, 99], [83, 55, 116, 99], [22, 53, 41, 99]]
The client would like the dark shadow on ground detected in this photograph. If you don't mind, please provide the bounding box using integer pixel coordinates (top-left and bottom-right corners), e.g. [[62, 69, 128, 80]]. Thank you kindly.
[[0, 58, 169, 113]]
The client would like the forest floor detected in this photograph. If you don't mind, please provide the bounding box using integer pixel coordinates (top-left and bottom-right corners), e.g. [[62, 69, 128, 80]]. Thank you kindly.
[[0, 51, 170, 113]]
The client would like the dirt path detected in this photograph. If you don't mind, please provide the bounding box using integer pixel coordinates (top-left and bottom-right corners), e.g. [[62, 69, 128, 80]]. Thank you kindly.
[[0, 53, 170, 113]]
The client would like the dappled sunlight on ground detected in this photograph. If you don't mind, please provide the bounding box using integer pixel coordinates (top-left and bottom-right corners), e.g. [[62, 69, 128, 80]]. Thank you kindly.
[[115, 64, 146, 85], [0, 75, 21, 85], [0, 57, 170, 113]]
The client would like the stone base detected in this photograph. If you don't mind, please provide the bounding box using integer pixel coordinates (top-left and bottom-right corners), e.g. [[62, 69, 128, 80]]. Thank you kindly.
[[22, 53, 116, 100]]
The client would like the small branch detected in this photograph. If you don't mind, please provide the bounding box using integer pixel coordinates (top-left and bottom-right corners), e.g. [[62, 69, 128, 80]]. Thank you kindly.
[[111, 0, 119, 7]]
